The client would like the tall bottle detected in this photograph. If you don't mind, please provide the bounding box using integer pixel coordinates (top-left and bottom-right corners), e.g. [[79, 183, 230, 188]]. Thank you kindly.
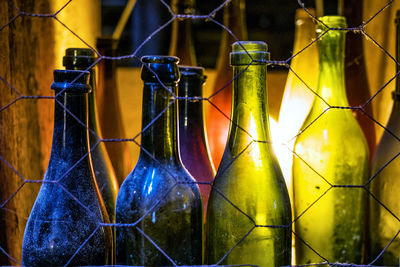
[[178, 65, 215, 217], [343, 0, 376, 157], [277, 8, 318, 193], [63, 48, 119, 223], [368, 10, 400, 265], [96, 37, 131, 183], [206, 0, 247, 169], [22, 70, 113, 266], [116, 56, 203, 265], [206, 41, 292, 266], [292, 16, 369, 264], [169, 0, 197, 65]]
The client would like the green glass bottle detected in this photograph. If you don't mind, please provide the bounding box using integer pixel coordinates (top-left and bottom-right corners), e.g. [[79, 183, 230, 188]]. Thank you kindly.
[[205, 41, 292, 266], [63, 48, 119, 224], [292, 16, 369, 265], [367, 10, 400, 265]]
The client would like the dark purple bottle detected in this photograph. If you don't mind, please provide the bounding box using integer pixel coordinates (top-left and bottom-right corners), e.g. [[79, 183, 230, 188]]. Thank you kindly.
[[22, 70, 113, 266], [178, 66, 215, 217]]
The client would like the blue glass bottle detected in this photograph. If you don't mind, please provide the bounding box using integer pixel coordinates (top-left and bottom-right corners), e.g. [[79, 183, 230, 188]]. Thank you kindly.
[[63, 48, 119, 223], [22, 70, 113, 266], [116, 56, 203, 265]]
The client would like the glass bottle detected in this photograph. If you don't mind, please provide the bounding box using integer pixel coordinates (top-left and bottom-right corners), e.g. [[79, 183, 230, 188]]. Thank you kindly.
[[206, 0, 247, 169], [169, 0, 197, 66], [278, 8, 318, 194], [178, 65, 215, 217], [63, 48, 119, 223], [367, 10, 400, 265], [96, 37, 131, 183], [292, 16, 369, 264], [343, 0, 376, 157], [205, 41, 292, 266], [116, 56, 203, 265], [22, 70, 113, 266]]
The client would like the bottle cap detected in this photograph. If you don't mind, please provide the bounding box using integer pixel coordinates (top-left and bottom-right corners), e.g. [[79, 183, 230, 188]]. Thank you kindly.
[[51, 70, 91, 93], [63, 48, 96, 69], [141, 56, 180, 84], [230, 41, 270, 65]]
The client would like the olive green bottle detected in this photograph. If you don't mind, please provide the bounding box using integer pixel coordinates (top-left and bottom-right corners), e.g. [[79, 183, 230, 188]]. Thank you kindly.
[[367, 10, 400, 265], [205, 41, 292, 266], [292, 16, 369, 265]]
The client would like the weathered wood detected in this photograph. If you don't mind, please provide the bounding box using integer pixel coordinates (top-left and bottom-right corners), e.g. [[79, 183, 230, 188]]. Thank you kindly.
[[0, 1, 54, 264]]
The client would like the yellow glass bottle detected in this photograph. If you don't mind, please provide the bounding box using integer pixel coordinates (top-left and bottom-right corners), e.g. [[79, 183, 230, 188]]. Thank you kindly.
[[292, 16, 369, 264], [278, 8, 318, 194], [367, 10, 400, 265], [205, 41, 292, 266]]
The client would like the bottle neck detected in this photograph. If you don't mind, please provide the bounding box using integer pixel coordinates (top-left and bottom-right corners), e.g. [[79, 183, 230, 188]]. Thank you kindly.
[[169, 20, 196, 66], [216, 0, 247, 71], [178, 76, 205, 139], [50, 92, 90, 165], [139, 82, 180, 164], [396, 19, 400, 95], [316, 29, 348, 106], [87, 69, 101, 136], [230, 63, 270, 142]]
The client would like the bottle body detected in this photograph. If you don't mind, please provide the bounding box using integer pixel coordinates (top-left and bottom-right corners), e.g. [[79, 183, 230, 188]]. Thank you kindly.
[[96, 37, 131, 183], [278, 8, 318, 191], [206, 42, 291, 267], [367, 11, 400, 265], [178, 66, 215, 217], [116, 56, 203, 265], [168, 0, 197, 65], [206, 0, 248, 169], [293, 16, 369, 264], [63, 48, 119, 223], [22, 70, 113, 266]]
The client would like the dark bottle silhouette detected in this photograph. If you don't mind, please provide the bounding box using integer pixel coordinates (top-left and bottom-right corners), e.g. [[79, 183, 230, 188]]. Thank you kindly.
[[206, 0, 248, 169], [178, 66, 215, 217], [96, 37, 131, 183], [22, 70, 113, 266], [343, 0, 376, 157], [116, 56, 203, 265], [63, 48, 119, 223], [169, 0, 197, 66]]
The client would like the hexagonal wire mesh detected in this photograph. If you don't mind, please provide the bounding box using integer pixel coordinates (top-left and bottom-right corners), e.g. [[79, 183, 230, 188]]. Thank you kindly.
[[0, 0, 399, 266]]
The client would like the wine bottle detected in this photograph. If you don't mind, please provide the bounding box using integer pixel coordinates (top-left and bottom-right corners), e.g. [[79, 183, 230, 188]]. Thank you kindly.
[[178, 65, 215, 217], [367, 10, 400, 265], [22, 70, 113, 266], [63, 48, 119, 223], [116, 56, 203, 265], [96, 37, 131, 183], [278, 8, 318, 192], [343, 0, 376, 157], [205, 41, 292, 266], [206, 0, 247, 169], [292, 16, 369, 264], [169, 0, 197, 66]]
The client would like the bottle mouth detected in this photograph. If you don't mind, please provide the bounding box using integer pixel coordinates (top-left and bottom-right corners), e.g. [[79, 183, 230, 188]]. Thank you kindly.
[[63, 48, 96, 69], [141, 56, 180, 83], [179, 65, 206, 79], [317, 15, 347, 30], [230, 41, 270, 65], [51, 70, 91, 93], [141, 56, 179, 64]]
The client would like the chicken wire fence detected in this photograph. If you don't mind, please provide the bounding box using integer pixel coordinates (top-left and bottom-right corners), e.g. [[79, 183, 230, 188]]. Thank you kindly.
[[0, 0, 398, 266]]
